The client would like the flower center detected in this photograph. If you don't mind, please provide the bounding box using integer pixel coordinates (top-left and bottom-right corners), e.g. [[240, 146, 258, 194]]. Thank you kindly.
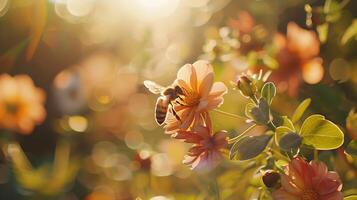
[[181, 90, 200, 106], [301, 189, 318, 200], [5, 102, 19, 114]]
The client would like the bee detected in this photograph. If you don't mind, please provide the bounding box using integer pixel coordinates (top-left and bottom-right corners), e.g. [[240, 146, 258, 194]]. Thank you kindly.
[[144, 80, 184, 125]]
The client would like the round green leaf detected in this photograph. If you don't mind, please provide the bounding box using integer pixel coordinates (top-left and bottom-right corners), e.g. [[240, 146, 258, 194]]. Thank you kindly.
[[281, 116, 295, 131], [279, 132, 302, 152], [230, 135, 272, 160], [261, 82, 276, 105], [291, 98, 311, 123], [250, 98, 270, 125], [275, 126, 294, 146], [300, 114, 344, 150]]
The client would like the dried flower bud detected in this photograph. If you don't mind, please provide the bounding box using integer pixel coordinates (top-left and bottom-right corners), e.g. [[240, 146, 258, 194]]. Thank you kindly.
[[262, 170, 280, 188], [237, 75, 256, 97]]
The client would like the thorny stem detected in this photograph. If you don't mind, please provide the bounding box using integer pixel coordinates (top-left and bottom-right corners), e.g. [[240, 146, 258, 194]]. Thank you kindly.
[[213, 109, 248, 120], [228, 124, 257, 144]]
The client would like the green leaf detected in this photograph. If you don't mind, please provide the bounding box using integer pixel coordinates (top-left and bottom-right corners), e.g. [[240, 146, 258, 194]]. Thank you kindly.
[[344, 195, 357, 200], [282, 116, 295, 131], [275, 126, 294, 146], [346, 140, 357, 156], [317, 23, 329, 43], [261, 82, 276, 105], [250, 98, 270, 125], [279, 132, 302, 152], [341, 19, 357, 45], [324, 0, 341, 22], [245, 102, 255, 119], [262, 55, 278, 70], [300, 114, 344, 150], [230, 135, 272, 160], [291, 98, 311, 123]]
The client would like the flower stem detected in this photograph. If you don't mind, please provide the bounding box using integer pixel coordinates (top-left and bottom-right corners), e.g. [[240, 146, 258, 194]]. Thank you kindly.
[[213, 109, 247, 120], [314, 149, 318, 161], [228, 124, 257, 144]]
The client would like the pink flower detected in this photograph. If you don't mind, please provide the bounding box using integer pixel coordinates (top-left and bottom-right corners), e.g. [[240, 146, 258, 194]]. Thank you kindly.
[[0, 74, 46, 134], [174, 125, 228, 170], [271, 22, 324, 97], [164, 60, 227, 133], [273, 157, 343, 200]]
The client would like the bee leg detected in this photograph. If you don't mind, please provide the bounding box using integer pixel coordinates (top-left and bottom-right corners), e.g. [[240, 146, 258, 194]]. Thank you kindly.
[[169, 103, 181, 122], [175, 99, 185, 106]]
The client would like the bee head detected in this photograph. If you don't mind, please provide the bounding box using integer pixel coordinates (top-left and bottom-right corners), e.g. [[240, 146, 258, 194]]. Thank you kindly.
[[174, 85, 183, 95], [163, 88, 175, 96]]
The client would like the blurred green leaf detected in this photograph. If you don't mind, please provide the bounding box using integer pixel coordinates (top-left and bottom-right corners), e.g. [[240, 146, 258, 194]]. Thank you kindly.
[[279, 132, 302, 152], [262, 55, 278, 70], [346, 140, 357, 156], [291, 98, 311, 123], [317, 23, 329, 43], [261, 82, 276, 105], [300, 114, 344, 150], [341, 19, 357, 45], [230, 135, 272, 160], [344, 195, 357, 200], [324, 0, 341, 22]]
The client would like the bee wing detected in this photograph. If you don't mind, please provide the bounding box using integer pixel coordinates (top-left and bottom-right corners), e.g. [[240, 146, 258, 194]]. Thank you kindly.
[[143, 80, 165, 94]]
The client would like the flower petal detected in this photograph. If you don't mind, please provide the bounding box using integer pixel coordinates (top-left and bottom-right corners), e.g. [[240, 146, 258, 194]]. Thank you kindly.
[[192, 60, 213, 84], [272, 188, 300, 200], [177, 64, 193, 87]]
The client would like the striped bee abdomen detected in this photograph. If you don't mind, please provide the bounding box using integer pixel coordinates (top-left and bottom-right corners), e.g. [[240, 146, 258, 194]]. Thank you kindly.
[[155, 97, 169, 125]]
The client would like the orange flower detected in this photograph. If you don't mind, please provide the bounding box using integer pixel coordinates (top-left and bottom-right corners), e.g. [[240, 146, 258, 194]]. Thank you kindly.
[[174, 125, 227, 170], [271, 22, 324, 97], [273, 157, 343, 200], [164, 60, 227, 133], [0, 74, 46, 134]]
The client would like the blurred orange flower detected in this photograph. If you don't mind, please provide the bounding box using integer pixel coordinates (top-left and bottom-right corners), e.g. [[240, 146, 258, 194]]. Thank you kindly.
[[174, 125, 227, 170], [164, 60, 227, 133], [0, 74, 46, 134], [273, 157, 343, 200], [271, 22, 324, 97]]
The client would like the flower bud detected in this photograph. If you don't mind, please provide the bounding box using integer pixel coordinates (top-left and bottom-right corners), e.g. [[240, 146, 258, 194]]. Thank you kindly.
[[237, 75, 256, 97], [262, 170, 280, 188]]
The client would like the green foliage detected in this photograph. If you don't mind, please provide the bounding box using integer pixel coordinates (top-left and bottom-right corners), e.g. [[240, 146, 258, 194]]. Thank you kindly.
[[245, 102, 256, 119], [281, 116, 295, 130], [279, 132, 302, 152], [300, 115, 344, 150], [261, 82, 276, 105], [344, 195, 357, 200], [250, 98, 270, 125], [230, 135, 272, 160], [291, 98, 311, 123], [324, 0, 342, 22], [317, 23, 329, 43], [346, 140, 357, 156], [275, 126, 294, 146], [341, 19, 357, 45]]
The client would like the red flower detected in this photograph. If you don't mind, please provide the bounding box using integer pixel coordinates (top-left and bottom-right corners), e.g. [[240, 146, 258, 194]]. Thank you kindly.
[[273, 157, 343, 200], [174, 125, 227, 170]]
